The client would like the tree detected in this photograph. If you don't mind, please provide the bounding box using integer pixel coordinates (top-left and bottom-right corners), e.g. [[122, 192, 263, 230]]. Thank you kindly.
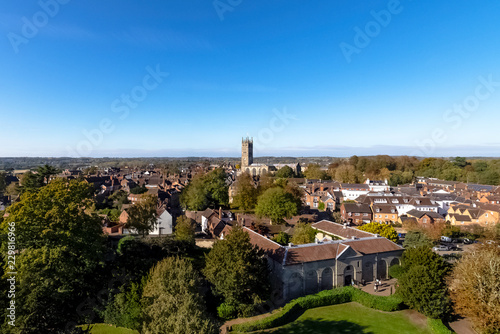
[[357, 222, 398, 243], [272, 232, 290, 246], [303, 163, 329, 180], [291, 223, 316, 245], [397, 247, 451, 319], [275, 166, 294, 178], [109, 190, 130, 210], [255, 187, 298, 224], [36, 164, 60, 184], [203, 225, 270, 313], [0, 172, 6, 193], [398, 265, 451, 319], [141, 257, 218, 334], [104, 280, 144, 331], [335, 165, 361, 183], [4, 182, 21, 197], [175, 216, 195, 245], [232, 172, 258, 211], [126, 194, 158, 236], [180, 168, 228, 211], [130, 185, 148, 194], [19, 171, 43, 192], [449, 245, 500, 333], [0, 179, 105, 333], [403, 231, 433, 248]]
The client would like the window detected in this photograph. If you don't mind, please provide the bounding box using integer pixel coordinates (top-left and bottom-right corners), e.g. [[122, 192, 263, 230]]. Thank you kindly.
[[385, 215, 388, 218]]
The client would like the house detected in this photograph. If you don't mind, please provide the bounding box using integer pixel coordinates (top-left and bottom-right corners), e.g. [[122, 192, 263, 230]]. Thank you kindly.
[[151, 207, 173, 236], [365, 179, 390, 192], [340, 203, 372, 225], [341, 183, 370, 201], [372, 205, 398, 224], [405, 209, 445, 225], [246, 221, 403, 301], [446, 203, 500, 227]]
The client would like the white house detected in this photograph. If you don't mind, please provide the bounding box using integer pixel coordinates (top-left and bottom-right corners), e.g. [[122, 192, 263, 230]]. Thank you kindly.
[[151, 208, 173, 235]]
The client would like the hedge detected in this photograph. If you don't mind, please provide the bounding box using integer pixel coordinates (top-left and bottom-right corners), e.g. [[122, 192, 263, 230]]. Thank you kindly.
[[231, 286, 403, 332], [428, 318, 455, 334]]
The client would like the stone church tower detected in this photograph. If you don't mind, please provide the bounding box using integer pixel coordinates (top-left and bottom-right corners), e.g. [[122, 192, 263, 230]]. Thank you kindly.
[[241, 137, 253, 167]]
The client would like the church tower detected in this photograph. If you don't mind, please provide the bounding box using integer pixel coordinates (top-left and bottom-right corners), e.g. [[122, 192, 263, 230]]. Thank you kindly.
[[241, 137, 253, 167]]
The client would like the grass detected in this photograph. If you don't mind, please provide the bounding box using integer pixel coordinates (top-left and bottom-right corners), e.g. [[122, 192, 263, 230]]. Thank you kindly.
[[249, 302, 432, 334], [80, 323, 139, 334]]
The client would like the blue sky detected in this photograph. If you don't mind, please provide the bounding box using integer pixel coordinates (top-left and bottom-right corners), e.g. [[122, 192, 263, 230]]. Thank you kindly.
[[1, 0, 500, 157]]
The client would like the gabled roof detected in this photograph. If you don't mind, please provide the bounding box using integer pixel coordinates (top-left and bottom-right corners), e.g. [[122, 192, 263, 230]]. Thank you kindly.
[[342, 203, 372, 214], [312, 220, 375, 239]]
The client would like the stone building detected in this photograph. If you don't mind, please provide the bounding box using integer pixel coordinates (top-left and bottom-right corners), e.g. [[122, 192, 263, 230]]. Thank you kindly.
[[246, 220, 403, 301], [239, 137, 272, 176]]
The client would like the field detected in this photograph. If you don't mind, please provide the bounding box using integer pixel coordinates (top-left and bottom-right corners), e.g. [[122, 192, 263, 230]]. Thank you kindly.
[[252, 302, 433, 334], [80, 324, 139, 334]]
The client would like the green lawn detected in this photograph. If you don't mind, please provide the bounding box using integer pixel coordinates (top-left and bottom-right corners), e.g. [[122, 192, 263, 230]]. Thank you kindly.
[[252, 302, 432, 334], [80, 323, 139, 334]]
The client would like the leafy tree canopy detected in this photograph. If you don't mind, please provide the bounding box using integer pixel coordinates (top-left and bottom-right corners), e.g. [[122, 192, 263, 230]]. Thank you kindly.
[[357, 222, 398, 243], [142, 257, 218, 334], [255, 187, 298, 224], [203, 225, 270, 309]]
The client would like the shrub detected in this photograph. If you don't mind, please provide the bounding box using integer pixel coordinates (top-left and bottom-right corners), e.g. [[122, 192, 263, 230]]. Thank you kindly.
[[389, 264, 406, 279], [428, 318, 455, 334], [218, 303, 238, 320]]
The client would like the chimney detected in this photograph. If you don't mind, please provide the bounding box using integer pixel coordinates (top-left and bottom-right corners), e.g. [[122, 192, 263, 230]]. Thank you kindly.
[[288, 243, 294, 247], [219, 207, 222, 219], [343, 223, 347, 229]]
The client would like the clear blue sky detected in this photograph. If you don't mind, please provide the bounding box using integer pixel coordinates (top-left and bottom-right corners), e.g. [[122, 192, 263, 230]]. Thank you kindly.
[[1, 0, 500, 157]]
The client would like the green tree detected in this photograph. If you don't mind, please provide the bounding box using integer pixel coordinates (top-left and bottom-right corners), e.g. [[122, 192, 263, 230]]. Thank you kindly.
[[398, 265, 451, 319], [275, 166, 294, 178], [104, 280, 144, 331], [403, 231, 433, 248], [397, 247, 451, 319], [0, 179, 105, 333], [335, 164, 362, 183], [232, 172, 258, 211], [130, 185, 148, 194], [203, 225, 270, 312], [255, 187, 298, 224], [0, 172, 6, 193], [357, 222, 398, 243], [109, 190, 130, 210], [291, 223, 316, 245], [205, 168, 229, 207], [20, 171, 43, 193], [304, 163, 329, 180], [141, 257, 218, 334], [180, 169, 228, 211], [36, 164, 60, 184], [126, 194, 158, 236], [4, 182, 21, 197], [175, 216, 195, 245], [272, 232, 291, 246]]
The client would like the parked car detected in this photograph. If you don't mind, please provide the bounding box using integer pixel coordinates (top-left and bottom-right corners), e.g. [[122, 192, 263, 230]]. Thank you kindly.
[[463, 238, 474, 244], [449, 245, 462, 251], [433, 245, 449, 251], [440, 236, 452, 243]]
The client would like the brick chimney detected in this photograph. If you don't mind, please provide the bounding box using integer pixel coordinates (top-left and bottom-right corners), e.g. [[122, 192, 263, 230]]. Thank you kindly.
[[219, 207, 222, 219]]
